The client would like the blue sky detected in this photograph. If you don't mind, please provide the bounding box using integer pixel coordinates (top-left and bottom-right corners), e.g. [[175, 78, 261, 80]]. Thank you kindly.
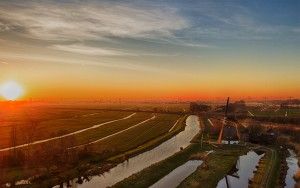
[[0, 0, 299, 99]]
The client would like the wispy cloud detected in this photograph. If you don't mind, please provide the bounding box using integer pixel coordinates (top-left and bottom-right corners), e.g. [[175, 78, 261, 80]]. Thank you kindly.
[[0, 22, 10, 31], [0, 49, 166, 73], [0, 1, 188, 41], [178, 2, 300, 41], [0, 61, 8, 65], [50, 43, 181, 57], [292, 28, 300, 33], [51, 44, 133, 56]]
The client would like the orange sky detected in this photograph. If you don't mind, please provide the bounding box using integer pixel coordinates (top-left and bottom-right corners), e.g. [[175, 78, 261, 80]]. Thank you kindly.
[[0, 1, 299, 101]]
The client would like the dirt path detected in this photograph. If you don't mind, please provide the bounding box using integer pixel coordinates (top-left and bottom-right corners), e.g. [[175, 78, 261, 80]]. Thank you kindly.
[[0, 113, 136, 152], [69, 114, 156, 149], [248, 111, 255, 117], [168, 117, 182, 132]]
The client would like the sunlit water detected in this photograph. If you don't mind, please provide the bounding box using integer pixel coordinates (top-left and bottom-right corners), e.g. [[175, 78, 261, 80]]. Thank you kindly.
[[216, 151, 264, 188], [149, 160, 203, 188], [61, 115, 200, 188], [285, 149, 299, 188]]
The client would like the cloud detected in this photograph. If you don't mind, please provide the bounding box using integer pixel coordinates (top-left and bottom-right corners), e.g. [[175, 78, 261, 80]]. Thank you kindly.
[[71, 60, 164, 73], [0, 48, 166, 72], [0, 61, 8, 65], [0, 22, 10, 31], [292, 28, 300, 33], [51, 44, 133, 56], [0, 1, 188, 41], [178, 2, 300, 41], [50, 43, 183, 57]]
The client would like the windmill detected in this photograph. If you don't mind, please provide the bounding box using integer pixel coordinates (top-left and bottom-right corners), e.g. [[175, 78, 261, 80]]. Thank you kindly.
[[217, 97, 241, 188], [217, 97, 229, 144], [217, 97, 240, 144]]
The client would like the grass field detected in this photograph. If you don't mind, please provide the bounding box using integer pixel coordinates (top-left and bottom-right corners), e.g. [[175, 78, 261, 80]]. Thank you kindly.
[[0, 101, 189, 149], [249, 108, 300, 118], [34, 101, 190, 113], [88, 113, 182, 155], [178, 145, 248, 188], [0, 107, 181, 153], [69, 112, 154, 147], [0, 103, 185, 185], [0, 107, 132, 148]]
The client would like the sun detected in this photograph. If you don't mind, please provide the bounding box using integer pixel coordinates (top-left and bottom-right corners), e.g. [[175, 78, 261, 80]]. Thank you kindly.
[[0, 81, 24, 100]]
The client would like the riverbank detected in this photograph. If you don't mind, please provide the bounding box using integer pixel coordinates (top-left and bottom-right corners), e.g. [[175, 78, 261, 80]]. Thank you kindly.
[[179, 144, 248, 188], [113, 143, 248, 188], [249, 147, 280, 188], [26, 115, 189, 187], [112, 143, 212, 188]]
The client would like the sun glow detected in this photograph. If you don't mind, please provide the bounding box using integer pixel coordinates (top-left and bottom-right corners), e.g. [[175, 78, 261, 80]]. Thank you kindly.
[[0, 81, 24, 100]]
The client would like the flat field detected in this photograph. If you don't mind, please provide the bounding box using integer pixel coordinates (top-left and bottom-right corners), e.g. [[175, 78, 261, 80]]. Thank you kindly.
[[0, 105, 131, 148], [249, 108, 300, 118], [0, 103, 182, 156]]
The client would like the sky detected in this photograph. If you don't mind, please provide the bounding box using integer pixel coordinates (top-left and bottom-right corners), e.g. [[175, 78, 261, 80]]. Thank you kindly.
[[0, 0, 299, 101]]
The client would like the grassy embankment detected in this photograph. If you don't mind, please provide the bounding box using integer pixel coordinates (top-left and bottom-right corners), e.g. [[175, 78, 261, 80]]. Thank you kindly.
[[249, 147, 280, 188], [112, 143, 211, 188], [113, 117, 248, 188], [178, 145, 248, 188], [20, 114, 187, 187], [113, 143, 247, 188]]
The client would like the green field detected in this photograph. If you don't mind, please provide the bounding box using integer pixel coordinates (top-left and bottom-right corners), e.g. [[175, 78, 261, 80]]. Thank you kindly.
[[0, 104, 185, 185], [0, 107, 132, 148], [250, 108, 300, 118], [88, 113, 181, 155], [70, 112, 154, 147]]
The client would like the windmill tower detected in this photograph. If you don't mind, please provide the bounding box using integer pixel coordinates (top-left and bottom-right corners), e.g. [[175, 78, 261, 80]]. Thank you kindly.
[[217, 97, 230, 144]]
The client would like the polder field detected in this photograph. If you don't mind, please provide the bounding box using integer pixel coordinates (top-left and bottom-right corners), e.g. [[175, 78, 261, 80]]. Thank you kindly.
[[246, 105, 300, 125], [1, 101, 299, 188], [0, 102, 187, 185], [249, 107, 300, 118], [0, 102, 187, 149]]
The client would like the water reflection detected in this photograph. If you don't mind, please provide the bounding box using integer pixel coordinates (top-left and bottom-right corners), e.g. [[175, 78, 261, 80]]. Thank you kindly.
[[62, 115, 200, 188], [150, 160, 203, 188], [285, 149, 299, 188], [217, 151, 264, 188]]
